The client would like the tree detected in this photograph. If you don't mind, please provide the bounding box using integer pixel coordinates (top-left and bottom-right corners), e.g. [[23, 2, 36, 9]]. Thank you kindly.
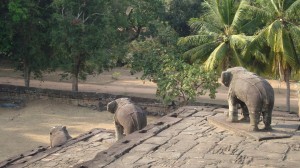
[[129, 22, 219, 106], [2, 0, 52, 87], [121, 0, 165, 42], [156, 57, 219, 106], [244, 0, 300, 112], [51, 0, 127, 91], [165, 0, 204, 36], [178, 0, 253, 71], [0, 0, 11, 58]]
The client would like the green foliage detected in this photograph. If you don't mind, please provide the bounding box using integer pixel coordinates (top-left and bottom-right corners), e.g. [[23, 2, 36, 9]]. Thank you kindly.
[[243, 0, 300, 112], [128, 22, 219, 105], [0, 1, 11, 55], [165, 0, 204, 36], [244, 0, 300, 77], [178, 0, 252, 71], [112, 72, 121, 80], [8, 0, 29, 22], [128, 22, 181, 80], [156, 57, 220, 105], [1, 0, 52, 87], [119, 0, 166, 42], [51, 0, 128, 91]]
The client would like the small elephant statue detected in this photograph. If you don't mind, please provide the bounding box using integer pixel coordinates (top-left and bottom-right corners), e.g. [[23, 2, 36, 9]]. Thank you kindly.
[[50, 125, 72, 148], [221, 67, 274, 131], [107, 98, 147, 140]]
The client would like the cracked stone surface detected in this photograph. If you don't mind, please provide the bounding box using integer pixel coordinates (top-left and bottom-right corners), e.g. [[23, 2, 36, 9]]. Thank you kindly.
[[1, 105, 300, 168]]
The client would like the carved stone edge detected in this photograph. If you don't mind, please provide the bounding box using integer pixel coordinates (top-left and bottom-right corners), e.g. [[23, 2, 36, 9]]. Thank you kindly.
[[0, 128, 113, 168]]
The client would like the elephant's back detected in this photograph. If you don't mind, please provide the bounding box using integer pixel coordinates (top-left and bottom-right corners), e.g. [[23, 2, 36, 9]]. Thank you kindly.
[[116, 104, 146, 123], [233, 73, 274, 108]]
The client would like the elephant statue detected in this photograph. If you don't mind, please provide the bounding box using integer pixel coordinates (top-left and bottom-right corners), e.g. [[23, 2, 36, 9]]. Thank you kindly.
[[221, 67, 274, 131], [50, 125, 72, 148], [107, 98, 147, 140]]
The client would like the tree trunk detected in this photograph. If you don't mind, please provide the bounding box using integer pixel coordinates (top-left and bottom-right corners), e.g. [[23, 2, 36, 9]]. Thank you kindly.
[[24, 61, 31, 88], [298, 83, 300, 117], [284, 67, 291, 112], [72, 56, 81, 92], [72, 74, 78, 92]]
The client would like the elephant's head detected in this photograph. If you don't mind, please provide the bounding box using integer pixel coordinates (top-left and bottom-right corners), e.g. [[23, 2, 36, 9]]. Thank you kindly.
[[221, 67, 247, 87], [107, 100, 117, 113], [221, 71, 232, 87]]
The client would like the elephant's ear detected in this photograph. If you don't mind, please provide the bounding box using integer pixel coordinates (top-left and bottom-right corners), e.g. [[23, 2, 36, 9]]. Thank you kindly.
[[221, 71, 231, 87], [107, 100, 117, 113]]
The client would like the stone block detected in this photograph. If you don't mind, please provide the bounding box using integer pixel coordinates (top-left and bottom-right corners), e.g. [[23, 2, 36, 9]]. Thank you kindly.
[[286, 150, 300, 161], [241, 149, 284, 160], [130, 143, 159, 153], [203, 154, 237, 162], [143, 136, 171, 145], [196, 134, 223, 144], [217, 162, 242, 168], [219, 135, 246, 145], [134, 156, 156, 166], [180, 158, 218, 168], [149, 151, 182, 160], [257, 142, 289, 154], [249, 159, 300, 167], [166, 139, 198, 153]]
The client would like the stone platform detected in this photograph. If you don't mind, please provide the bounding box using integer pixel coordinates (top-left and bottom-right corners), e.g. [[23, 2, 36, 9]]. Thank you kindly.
[[1, 105, 300, 168], [207, 112, 299, 141]]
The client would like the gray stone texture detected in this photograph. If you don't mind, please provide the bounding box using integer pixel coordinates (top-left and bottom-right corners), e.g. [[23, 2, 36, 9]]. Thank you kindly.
[[2, 106, 300, 168]]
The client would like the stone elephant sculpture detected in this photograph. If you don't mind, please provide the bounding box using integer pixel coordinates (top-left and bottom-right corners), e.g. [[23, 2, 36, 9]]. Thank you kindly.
[[221, 67, 274, 131], [50, 125, 72, 148], [107, 98, 147, 140]]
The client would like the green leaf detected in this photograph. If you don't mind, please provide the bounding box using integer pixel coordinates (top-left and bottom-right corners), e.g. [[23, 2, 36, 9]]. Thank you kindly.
[[204, 42, 228, 70]]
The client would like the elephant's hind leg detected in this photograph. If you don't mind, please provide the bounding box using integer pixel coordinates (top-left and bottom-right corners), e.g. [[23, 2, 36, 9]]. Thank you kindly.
[[262, 110, 272, 130], [115, 122, 124, 141], [239, 101, 250, 122], [249, 112, 260, 131]]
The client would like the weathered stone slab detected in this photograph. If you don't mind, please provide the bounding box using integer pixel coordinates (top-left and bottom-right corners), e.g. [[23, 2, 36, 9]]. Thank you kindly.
[[257, 142, 289, 154], [207, 114, 296, 141], [0, 128, 113, 168], [180, 158, 218, 168], [286, 150, 300, 161], [75, 116, 182, 168], [241, 149, 285, 160]]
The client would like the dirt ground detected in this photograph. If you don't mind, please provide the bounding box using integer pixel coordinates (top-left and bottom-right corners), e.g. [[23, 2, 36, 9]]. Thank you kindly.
[[0, 66, 158, 161], [0, 99, 159, 161], [0, 65, 299, 161]]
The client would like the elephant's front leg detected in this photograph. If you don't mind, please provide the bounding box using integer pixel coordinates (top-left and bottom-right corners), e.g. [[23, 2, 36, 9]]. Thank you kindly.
[[114, 121, 124, 141], [228, 92, 238, 122]]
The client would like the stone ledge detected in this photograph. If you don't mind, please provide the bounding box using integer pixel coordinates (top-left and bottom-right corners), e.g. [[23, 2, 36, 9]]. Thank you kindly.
[[207, 113, 299, 141], [0, 128, 114, 168]]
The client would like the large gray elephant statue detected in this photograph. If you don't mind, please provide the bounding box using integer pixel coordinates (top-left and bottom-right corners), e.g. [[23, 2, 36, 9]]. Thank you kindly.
[[50, 125, 72, 148], [107, 98, 147, 140], [221, 67, 274, 131]]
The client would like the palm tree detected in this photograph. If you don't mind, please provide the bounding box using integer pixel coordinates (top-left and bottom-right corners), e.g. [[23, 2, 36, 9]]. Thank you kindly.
[[244, 0, 300, 112], [178, 0, 254, 71]]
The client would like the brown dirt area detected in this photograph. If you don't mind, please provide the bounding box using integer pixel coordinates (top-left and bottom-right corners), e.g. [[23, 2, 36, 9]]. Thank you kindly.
[[0, 65, 299, 161]]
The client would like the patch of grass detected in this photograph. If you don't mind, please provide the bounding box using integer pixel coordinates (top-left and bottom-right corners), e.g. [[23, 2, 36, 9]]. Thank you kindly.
[[112, 72, 121, 80]]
